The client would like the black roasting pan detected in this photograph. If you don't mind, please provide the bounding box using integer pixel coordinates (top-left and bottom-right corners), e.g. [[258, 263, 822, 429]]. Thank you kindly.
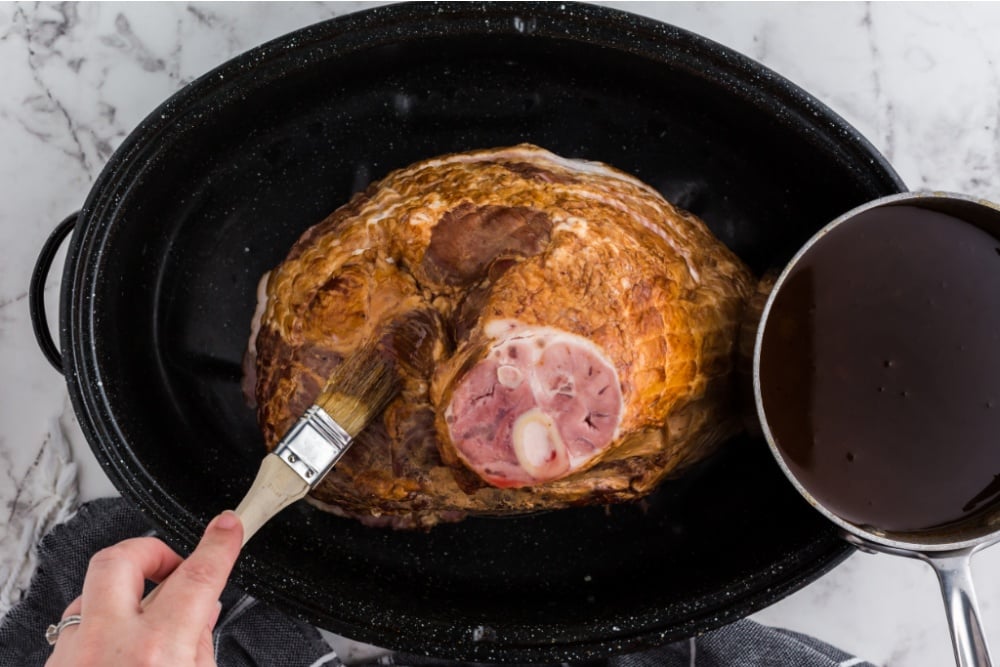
[[30, 2, 905, 662]]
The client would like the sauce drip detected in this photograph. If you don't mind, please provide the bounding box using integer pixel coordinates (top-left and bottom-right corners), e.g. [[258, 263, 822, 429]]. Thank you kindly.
[[759, 205, 1000, 533]]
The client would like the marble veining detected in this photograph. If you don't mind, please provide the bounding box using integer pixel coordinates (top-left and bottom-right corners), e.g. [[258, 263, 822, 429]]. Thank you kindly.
[[0, 404, 77, 614], [2, 3, 1000, 665]]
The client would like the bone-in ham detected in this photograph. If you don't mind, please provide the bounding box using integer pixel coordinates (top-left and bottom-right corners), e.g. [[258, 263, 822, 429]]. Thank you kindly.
[[247, 145, 753, 529]]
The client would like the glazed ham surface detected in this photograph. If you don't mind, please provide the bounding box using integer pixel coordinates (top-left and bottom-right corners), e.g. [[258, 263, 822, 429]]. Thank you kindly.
[[246, 145, 754, 528]]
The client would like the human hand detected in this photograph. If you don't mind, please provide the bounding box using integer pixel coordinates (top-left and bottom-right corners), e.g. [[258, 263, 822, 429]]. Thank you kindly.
[[45, 511, 244, 667]]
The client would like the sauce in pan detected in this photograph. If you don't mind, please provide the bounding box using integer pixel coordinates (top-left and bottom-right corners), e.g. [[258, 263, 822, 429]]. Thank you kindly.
[[759, 204, 1000, 533]]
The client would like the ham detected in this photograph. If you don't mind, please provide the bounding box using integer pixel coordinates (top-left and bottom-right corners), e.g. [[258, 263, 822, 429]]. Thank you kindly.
[[248, 145, 753, 528]]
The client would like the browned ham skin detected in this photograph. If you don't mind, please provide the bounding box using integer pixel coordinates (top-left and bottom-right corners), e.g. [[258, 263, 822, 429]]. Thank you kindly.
[[421, 204, 553, 286], [248, 145, 753, 529]]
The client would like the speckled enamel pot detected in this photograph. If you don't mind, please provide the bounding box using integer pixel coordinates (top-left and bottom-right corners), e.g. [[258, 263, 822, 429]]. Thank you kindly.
[[35, 2, 904, 662]]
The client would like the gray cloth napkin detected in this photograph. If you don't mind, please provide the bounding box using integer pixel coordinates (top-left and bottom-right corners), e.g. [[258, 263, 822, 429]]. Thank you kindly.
[[0, 498, 875, 667]]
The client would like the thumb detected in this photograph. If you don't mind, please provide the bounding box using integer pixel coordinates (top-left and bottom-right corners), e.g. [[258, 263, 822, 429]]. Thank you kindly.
[[195, 623, 219, 667], [147, 511, 243, 639]]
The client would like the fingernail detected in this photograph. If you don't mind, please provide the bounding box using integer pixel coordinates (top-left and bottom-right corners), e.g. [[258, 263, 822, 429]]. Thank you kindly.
[[215, 511, 240, 531]]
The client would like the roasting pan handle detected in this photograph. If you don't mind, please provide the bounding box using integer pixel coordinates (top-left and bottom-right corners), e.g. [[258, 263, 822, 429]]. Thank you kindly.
[[30, 212, 78, 373]]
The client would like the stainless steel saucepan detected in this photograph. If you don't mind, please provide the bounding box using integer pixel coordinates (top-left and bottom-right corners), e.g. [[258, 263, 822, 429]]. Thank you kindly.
[[754, 191, 1000, 667]]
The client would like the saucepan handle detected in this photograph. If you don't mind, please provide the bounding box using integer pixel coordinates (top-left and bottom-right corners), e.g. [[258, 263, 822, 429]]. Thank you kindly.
[[29, 211, 78, 373], [924, 550, 993, 667]]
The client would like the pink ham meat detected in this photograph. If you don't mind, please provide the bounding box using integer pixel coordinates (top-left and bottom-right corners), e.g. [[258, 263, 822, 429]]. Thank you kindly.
[[445, 324, 622, 487], [248, 144, 754, 529]]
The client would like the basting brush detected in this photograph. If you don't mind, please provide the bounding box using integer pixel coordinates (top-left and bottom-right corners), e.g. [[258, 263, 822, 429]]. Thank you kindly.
[[231, 333, 403, 546], [141, 322, 417, 607]]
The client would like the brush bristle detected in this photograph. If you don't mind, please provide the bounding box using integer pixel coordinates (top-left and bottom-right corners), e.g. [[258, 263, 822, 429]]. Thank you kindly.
[[314, 316, 429, 437], [314, 342, 398, 437]]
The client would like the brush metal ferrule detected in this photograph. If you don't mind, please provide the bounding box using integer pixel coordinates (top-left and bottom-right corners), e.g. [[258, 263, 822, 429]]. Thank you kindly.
[[273, 405, 353, 486]]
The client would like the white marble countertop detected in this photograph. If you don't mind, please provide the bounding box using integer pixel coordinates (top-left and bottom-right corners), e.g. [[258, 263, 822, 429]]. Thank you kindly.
[[2, 2, 999, 665]]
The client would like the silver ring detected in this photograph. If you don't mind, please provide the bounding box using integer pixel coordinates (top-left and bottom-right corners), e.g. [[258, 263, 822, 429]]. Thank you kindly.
[[45, 614, 82, 646]]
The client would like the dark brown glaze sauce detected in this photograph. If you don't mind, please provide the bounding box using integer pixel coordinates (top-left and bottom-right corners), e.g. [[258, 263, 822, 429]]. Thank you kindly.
[[760, 204, 1000, 533]]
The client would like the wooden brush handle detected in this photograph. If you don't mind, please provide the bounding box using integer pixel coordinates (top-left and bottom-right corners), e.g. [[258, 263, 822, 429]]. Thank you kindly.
[[233, 453, 310, 545], [141, 453, 309, 609]]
